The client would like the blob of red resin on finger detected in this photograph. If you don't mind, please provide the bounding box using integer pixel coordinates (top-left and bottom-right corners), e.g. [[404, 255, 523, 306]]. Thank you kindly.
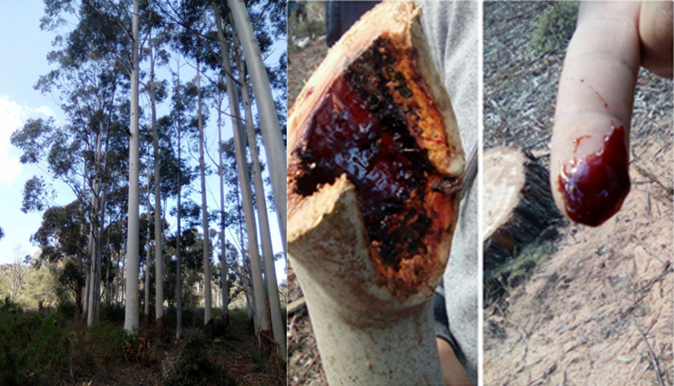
[[558, 126, 630, 227]]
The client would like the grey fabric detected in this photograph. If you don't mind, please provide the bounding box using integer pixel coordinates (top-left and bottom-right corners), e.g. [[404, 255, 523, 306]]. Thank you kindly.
[[433, 282, 468, 371], [419, 1, 479, 385]]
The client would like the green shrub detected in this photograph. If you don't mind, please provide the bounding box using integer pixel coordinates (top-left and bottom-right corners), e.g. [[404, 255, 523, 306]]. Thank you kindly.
[[529, 2, 579, 54], [228, 307, 252, 334], [100, 302, 125, 324], [56, 300, 76, 319], [0, 311, 68, 385]]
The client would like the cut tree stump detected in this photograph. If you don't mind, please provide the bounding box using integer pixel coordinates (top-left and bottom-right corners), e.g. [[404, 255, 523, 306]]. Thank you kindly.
[[482, 147, 561, 271]]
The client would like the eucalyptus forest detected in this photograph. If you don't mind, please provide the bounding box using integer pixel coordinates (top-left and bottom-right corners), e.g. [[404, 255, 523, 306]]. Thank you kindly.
[[0, 0, 287, 385]]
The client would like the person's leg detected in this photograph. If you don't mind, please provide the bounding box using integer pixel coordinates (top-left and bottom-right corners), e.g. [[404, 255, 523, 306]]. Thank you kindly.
[[433, 285, 473, 385]]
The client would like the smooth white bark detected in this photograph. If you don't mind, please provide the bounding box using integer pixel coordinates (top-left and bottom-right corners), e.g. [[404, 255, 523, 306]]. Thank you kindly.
[[150, 37, 164, 324], [175, 62, 184, 340], [234, 36, 285, 358], [144, 167, 151, 317], [196, 60, 213, 327], [215, 86, 230, 323], [124, 0, 141, 332], [289, 179, 444, 385], [213, 3, 269, 337], [226, 0, 286, 246]]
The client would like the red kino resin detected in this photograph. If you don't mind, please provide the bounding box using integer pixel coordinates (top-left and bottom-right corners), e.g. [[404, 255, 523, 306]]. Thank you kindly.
[[298, 76, 433, 268], [558, 126, 630, 227], [306, 77, 427, 227]]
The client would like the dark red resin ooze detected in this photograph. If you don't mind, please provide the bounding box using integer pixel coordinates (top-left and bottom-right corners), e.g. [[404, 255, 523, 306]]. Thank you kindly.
[[558, 126, 630, 227], [293, 76, 433, 269]]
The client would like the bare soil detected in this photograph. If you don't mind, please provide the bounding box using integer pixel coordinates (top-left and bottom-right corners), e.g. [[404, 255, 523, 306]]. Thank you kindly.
[[288, 42, 328, 109], [483, 2, 673, 385]]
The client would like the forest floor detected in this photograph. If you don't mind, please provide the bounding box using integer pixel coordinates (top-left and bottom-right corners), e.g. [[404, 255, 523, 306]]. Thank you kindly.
[[287, 41, 328, 109], [483, 2, 673, 386], [0, 304, 284, 386]]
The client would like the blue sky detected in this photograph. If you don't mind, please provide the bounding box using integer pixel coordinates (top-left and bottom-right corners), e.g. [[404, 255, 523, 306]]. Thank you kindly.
[[0, 0, 63, 264], [0, 1, 286, 286]]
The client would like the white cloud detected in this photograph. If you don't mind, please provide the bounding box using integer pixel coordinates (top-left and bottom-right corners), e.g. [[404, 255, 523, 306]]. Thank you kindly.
[[0, 96, 55, 185], [0, 97, 23, 184], [27, 105, 56, 119]]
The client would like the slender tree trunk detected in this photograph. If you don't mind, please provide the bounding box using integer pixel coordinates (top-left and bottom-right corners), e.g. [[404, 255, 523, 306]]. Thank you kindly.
[[149, 35, 165, 331], [76, 280, 83, 315], [88, 128, 103, 326], [236, 190, 254, 323], [105, 248, 111, 305], [145, 168, 151, 320], [83, 269, 90, 317], [175, 62, 183, 340], [80, 163, 88, 316], [124, 0, 141, 332], [115, 251, 121, 304], [121, 255, 126, 304], [96, 187, 110, 308], [234, 36, 286, 359], [215, 83, 230, 328], [224, 1, 286, 247], [196, 59, 214, 339], [213, 6, 269, 345]]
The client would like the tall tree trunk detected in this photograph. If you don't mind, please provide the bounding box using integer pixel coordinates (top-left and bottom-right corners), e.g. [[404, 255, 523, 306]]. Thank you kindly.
[[145, 167, 151, 320], [88, 128, 103, 327], [235, 187, 254, 323], [150, 39, 165, 330], [115, 250, 121, 304], [233, 38, 286, 358], [124, 0, 141, 332], [80, 163, 88, 316], [196, 59, 214, 339], [225, 0, 286, 247], [121, 254, 126, 304], [215, 82, 230, 328], [175, 61, 183, 340], [76, 280, 83, 315], [213, 5, 269, 346], [83, 269, 90, 317], [97, 188, 107, 309], [105, 245, 111, 305]]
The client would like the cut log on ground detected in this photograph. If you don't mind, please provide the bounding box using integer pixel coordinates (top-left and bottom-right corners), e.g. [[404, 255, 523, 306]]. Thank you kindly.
[[482, 147, 561, 271]]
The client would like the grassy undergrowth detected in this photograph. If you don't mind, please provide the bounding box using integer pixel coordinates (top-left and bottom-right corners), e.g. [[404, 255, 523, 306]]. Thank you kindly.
[[0, 299, 271, 386]]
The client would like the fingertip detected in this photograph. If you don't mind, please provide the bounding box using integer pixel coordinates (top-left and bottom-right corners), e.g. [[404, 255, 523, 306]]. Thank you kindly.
[[550, 117, 631, 227]]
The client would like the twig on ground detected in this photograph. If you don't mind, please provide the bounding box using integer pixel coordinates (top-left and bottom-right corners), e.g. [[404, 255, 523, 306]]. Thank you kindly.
[[297, 352, 320, 385], [288, 297, 306, 316], [631, 315, 665, 386]]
